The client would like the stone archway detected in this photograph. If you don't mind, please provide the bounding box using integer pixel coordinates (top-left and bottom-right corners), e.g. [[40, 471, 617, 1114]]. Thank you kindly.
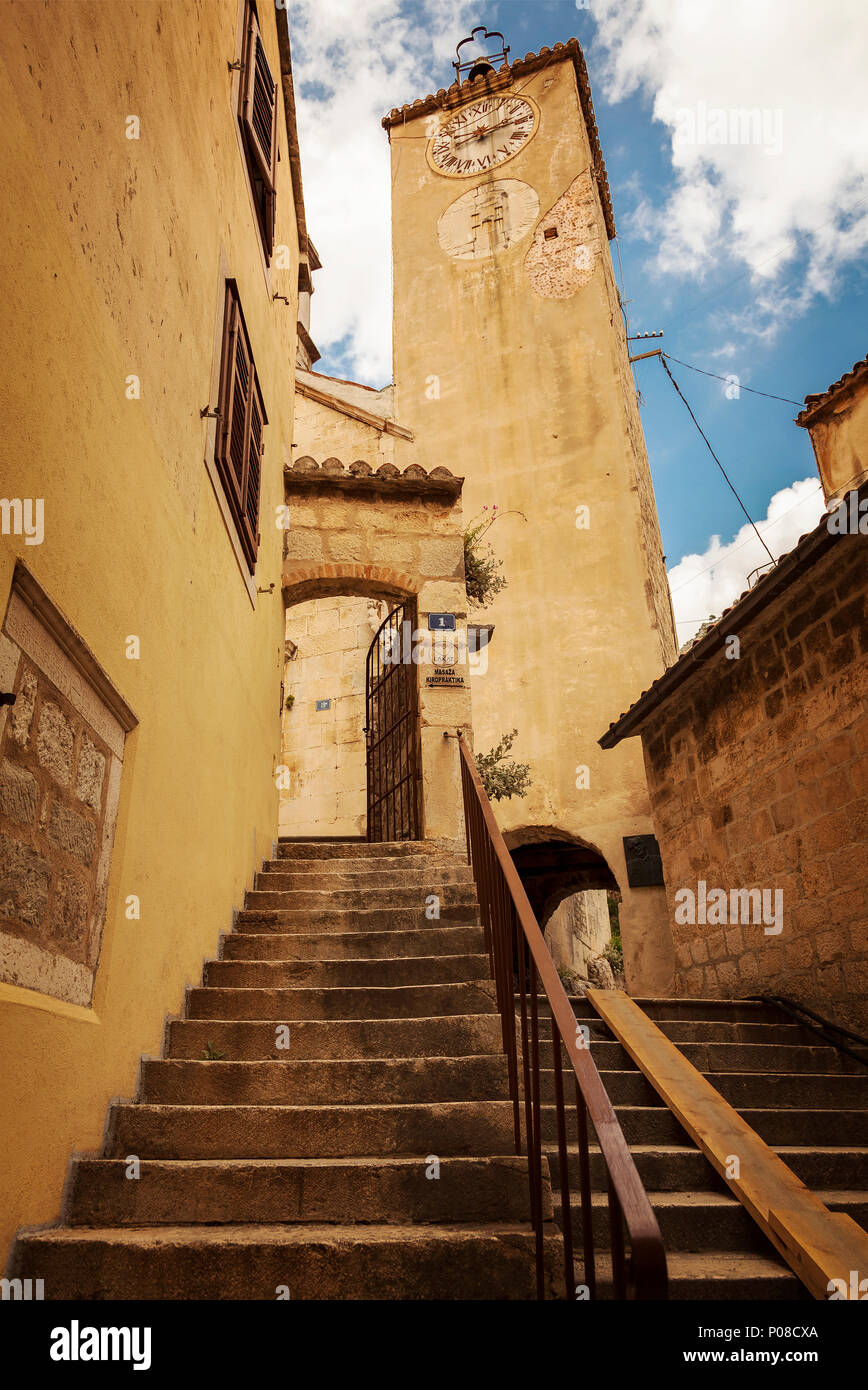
[[283, 563, 416, 606], [280, 457, 473, 846], [504, 825, 620, 983]]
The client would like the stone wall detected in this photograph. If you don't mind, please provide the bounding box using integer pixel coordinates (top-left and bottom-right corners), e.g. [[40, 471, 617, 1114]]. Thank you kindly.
[[0, 579, 129, 1007], [638, 531, 868, 1030], [797, 360, 868, 502], [282, 460, 473, 845], [280, 595, 385, 837], [386, 51, 679, 993], [545, 889, 612, 980]]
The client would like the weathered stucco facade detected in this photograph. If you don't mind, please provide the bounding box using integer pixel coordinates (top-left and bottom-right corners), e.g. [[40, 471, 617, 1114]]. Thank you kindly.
[[280, 595, 385, 838], [797, 356, 868, 503], [287, 43, 678, 994], [0, 0, 303, 1262], [602, 482, 868, 1031], [383, 46, 677, 993], [282, 457, 472, 846]]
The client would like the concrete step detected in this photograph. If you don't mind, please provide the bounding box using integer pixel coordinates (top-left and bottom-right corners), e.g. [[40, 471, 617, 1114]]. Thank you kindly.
[[538, 1066, 868, 1109], [700, 1070, 868, 1110], [544, 1143, 868, 1193], [542, 1104, 868, 1146], [655, 1019, 820, 1046], [235, 904, 481, 932], [556, 1188, 868, 1253], [65, 1155, 536, 1226], [256, 867, 474, 891], [277, 840, 456, 859], [139, 1056, 510, 1106], [165, 1014, 504, 1060], [665, 1040, 866, 1075], [563, 1037, 863, 1075], [263, 855, 468, 874], [185, 980, 498, 1021], [537, 1068, 662, 1107], [642, 1251, 807, 1301], [556, 1189, 775, 1255], [772, 1146, 868, 1188], [203, 953, 491, 990], [220, 925, 487, 961], [13, 1222, 561, 1299], [243, 885, 479, 912], [568, 996, 788, 1026], [106, 1100, 516, 1159]]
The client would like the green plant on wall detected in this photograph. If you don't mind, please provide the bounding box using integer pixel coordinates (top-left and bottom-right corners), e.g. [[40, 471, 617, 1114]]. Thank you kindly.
[[463, 505, 526, 607], [605, 891, 624, 973], [475, 729, 531, 801]]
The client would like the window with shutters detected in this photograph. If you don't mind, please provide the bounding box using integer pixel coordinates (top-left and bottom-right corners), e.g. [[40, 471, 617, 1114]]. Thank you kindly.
[[238, 0, 278, 260], [215, 281, 267, 573]]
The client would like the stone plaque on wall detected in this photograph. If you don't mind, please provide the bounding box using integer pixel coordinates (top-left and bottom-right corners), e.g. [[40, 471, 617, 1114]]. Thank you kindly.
[[622, 833, 665, 888], [0, 567, 137, 1006]]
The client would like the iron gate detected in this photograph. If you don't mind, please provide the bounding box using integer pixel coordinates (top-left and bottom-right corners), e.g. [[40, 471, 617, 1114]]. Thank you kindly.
[[365, 599, 421, 842]]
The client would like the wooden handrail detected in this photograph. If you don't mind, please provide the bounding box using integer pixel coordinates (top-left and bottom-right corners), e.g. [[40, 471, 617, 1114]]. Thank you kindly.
[[457, 734, 667, 1299]]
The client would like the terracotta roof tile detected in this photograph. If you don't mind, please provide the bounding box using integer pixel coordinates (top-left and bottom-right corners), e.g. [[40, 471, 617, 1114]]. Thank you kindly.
[[597, 481, 868, 748], [796, 353, 868, 425]]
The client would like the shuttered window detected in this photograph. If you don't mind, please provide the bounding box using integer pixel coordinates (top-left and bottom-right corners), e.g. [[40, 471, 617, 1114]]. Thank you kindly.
[[215, 282, 266, 572], [238, 1, 278, 259]]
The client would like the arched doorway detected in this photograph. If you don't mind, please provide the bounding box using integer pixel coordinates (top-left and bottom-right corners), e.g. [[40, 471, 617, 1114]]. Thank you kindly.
[[504, 826, 620, 983], [280, 587, 407, 839], [280, 456, 472, 846], [365, 597, 422, 842]]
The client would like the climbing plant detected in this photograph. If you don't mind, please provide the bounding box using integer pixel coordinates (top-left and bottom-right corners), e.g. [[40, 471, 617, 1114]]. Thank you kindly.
[[463, 504, 526, 607], [475, 729, 531, 802]]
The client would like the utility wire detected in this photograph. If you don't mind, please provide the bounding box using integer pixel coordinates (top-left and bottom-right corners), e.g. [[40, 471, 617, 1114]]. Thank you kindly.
[[667, 478, 822, 595], [659, 356, 776, 565], [660, 353, 803, 406]]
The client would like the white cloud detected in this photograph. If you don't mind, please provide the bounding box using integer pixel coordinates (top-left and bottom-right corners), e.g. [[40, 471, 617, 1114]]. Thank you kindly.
[[287, 0, 475, 383], [592, 0, 868, 334], [667, 476, 826, 645]]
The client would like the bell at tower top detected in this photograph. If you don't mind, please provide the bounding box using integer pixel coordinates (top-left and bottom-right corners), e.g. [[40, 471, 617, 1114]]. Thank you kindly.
[[453, 26, 510, 82], [381, 36, 616, 241]]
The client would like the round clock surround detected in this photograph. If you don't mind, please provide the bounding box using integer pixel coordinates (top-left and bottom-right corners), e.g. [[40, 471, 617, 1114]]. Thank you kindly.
[[426, 94, 540, 178]]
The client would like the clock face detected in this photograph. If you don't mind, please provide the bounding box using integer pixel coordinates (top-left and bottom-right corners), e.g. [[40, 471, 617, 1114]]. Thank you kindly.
[[427, 96, 539, 178]]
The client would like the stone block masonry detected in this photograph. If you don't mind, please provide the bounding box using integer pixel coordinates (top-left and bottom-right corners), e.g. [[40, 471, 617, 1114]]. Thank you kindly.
[[649, 535, 867, 1030], [603, 509, 868, 1033], [0, 576, 131, 1007]]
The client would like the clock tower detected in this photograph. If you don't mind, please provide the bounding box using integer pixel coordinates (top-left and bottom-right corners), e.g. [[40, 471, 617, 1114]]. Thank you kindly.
[[382, 33, 679, 993]]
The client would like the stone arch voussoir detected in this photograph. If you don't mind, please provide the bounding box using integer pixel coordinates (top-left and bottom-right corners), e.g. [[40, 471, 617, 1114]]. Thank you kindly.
[[282, 563, 417, 607]]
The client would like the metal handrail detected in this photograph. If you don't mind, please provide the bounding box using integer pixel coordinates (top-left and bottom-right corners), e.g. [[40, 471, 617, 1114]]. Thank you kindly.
[[755, 995, 868, 1067], [457, 735, 667, 1299]]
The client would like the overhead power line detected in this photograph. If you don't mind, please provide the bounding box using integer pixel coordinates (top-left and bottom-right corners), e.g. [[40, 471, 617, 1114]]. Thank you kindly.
[[660, 353, 804, 406], [667, 479, 822, 596], [658, 356, 776, 565]]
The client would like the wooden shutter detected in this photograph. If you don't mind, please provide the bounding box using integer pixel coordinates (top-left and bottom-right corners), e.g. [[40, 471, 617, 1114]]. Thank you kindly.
[[241, 6, 277, 191], [215, 283, 267, 573], [240, 386, 264, 564]]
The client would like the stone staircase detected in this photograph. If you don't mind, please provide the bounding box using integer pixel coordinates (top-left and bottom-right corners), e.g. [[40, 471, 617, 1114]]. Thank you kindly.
[[13, 840, 867, 1300], [541, 995, 868, 1299], [12, 840, 559, 1300]]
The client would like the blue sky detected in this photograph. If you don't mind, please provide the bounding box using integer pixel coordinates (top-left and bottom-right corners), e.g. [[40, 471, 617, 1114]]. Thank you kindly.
[[287, 0, 868, 641]]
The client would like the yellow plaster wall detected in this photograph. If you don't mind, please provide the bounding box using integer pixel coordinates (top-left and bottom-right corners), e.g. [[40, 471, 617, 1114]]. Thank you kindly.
[[280, 596, 382, 836], [0, 0, 298, 1260], [292, 393, 397, 471], [386, 59, 677, 991], [805, 380, 868, 501]]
